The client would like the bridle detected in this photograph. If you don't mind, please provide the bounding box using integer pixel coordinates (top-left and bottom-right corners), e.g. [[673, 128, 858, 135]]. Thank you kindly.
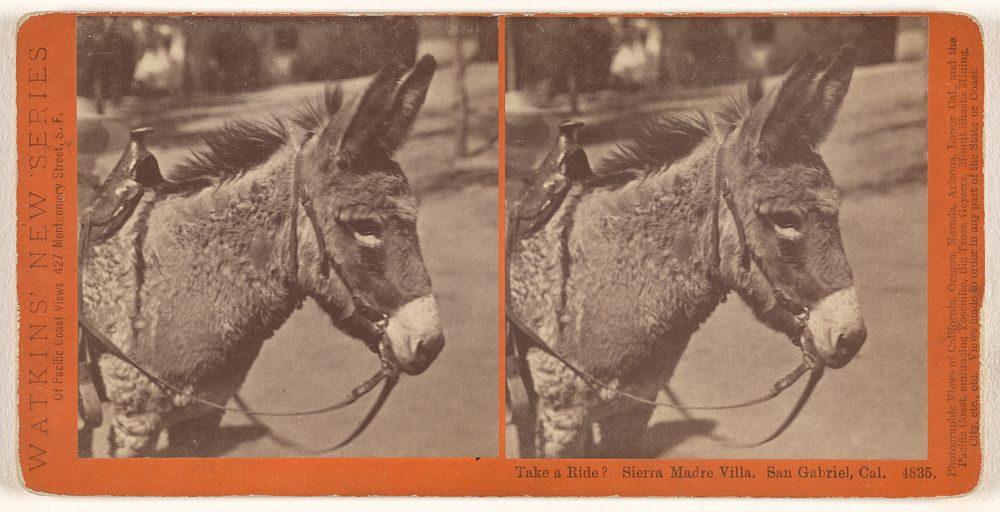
[[505, 130, 825, 448], [709, 131, 816, 352], [78, 138, 400, 454], [285, 136, 395, 357]]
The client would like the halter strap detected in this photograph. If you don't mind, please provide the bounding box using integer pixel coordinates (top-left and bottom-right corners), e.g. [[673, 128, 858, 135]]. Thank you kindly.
[[708, 131, 750, 276], [286, 139, 330, 282], [286, 141, 387, 352], [708, 135, 810, 324]]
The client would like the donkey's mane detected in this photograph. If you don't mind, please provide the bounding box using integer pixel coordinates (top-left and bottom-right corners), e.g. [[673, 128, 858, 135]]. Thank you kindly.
[[599, 93, 750, 179], [164, 86, 344, 192]]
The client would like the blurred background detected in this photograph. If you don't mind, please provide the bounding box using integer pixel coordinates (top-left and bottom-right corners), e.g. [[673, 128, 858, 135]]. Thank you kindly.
[[78, 16, 498, 200], [506, 16, 927, 192], [78, 16, 499, 458], [505, 16, 929, 459], [507, 16, 921, 95]]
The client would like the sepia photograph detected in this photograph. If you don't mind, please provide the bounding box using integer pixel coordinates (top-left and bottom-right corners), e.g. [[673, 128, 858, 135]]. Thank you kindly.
[[76, 15, 499, 458], [9, 4, 989, 498], [505, 16, 928, 459]]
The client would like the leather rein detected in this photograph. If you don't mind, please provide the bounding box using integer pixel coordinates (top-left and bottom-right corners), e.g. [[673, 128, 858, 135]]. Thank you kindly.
[[506, 133, 825, 447], [78, 140, 399, 453]]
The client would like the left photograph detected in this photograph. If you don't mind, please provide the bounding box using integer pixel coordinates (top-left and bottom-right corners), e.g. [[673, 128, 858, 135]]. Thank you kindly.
[[76, 15, 499, 458]]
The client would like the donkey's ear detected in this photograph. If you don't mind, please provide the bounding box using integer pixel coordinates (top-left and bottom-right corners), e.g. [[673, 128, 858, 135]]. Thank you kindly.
[[801, 46, 856, 146], [754, 50, 828, 155], [754, 48, 855, 155], [333, 63, 409, 165], [377, 55, 436, 155]]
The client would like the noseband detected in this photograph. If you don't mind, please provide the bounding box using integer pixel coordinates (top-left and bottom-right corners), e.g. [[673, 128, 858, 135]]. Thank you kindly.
[[505, 130, 825, 448]]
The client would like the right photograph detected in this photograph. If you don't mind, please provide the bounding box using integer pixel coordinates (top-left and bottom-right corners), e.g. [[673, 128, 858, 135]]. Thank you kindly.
[[505, 16, 928, 459]]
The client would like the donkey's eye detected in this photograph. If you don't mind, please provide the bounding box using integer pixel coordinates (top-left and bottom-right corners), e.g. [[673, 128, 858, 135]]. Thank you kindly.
[[348, 219, 384, 248], [350, 218, 382, 237], [766, 211, 804, 239], [338, 211, 384, 248]]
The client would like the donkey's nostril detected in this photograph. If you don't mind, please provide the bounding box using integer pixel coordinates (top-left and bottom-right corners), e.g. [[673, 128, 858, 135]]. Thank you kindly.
[[399, 333, 444, 376], [837, 322, 867, 357], [385, 295, 443, 375], [416, 332, 445, 361]]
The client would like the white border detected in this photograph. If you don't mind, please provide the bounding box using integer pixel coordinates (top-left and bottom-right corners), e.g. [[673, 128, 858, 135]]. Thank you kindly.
[[1, 1, 997, 510]]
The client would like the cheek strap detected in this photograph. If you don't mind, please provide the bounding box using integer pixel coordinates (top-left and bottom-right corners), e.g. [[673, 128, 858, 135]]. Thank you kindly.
[[287, 145, 330, 283]]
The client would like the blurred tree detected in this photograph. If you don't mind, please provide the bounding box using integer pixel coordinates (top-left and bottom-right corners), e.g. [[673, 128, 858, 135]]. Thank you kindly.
[[855, 17, 900, 65], [509, 17, 616, 114], [77, 17, 137, 113], [471, 17, 499, 61], [759, 17, 900, 74], [209, 23, 261, 92], [661, 18, 740, 87], [301, 17, 418, 80], [182, 17, 420, 95], [451, 18, 471, 157], [182, 18, 261, 93]]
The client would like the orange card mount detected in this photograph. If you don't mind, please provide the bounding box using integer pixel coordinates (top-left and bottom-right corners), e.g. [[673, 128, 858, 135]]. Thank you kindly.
[[16, 12, 982, 496]]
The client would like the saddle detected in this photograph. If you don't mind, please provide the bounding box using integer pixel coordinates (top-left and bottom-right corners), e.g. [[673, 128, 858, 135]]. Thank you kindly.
[[510, 120, 593, 239], [78, 126, 163, 430], [81, 127, 163, 247]]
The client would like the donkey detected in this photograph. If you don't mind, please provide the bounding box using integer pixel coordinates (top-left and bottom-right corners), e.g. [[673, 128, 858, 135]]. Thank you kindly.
[[508, 49, 867, 458], [80, 56, 445, 457]]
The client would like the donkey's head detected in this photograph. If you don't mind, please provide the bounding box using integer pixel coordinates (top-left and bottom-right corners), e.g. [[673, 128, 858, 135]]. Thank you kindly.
[[721, 48, 865, 369], [290, 55, 443, 375]]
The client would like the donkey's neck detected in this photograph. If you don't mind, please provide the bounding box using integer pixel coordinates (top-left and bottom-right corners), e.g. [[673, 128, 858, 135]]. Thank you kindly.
[[146, 145, 302, 344], [568, 139, 737, 337]]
